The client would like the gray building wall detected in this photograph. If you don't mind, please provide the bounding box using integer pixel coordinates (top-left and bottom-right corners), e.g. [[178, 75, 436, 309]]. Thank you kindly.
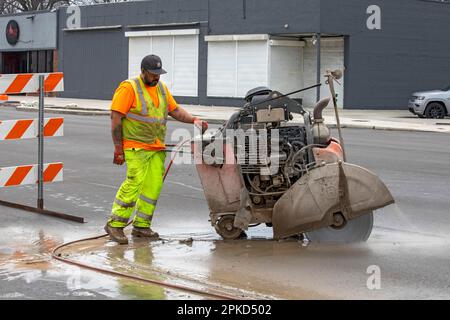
[[59, 28, 126, 98], [204, 0, 321, 107], [58, 0, 208, 101], [57, 0, 450, 109], [320, 0, 450, 108], [207, 0, 320, 35]]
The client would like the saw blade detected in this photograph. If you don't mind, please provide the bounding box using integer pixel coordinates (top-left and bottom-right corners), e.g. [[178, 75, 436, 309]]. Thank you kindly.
[[305, 212, 374, 243]]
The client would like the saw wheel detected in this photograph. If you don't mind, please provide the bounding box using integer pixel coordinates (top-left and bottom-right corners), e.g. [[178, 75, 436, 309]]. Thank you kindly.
[[215, 215, 244, 240], [305, 212, 374, 243]]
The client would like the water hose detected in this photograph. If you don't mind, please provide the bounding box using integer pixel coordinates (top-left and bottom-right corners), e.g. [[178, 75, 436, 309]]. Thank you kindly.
[[52, 235, 237, 300]]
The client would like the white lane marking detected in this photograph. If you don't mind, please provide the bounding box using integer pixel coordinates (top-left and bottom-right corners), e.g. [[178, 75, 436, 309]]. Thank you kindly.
[[84, 181, 117, 190], [84, 180, 203, 193], [160, 192, 204, 201], [84, 181, 203, 192], [165, 180, 203, 192]]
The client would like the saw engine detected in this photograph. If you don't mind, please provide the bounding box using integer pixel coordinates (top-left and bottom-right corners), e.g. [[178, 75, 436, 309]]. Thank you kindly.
[[193, 86, 394, 242], [240, 125, 308, 202]]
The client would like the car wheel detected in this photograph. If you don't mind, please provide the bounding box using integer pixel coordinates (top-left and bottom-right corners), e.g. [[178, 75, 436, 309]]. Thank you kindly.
[[425, 102, 446, 119]]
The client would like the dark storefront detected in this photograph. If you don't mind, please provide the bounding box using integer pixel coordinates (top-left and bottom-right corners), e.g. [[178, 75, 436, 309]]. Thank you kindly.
[[1, 50, 54, 74]]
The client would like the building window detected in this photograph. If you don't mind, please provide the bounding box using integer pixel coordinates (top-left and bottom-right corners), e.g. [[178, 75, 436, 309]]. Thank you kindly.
[[31, 50, 53, 73]]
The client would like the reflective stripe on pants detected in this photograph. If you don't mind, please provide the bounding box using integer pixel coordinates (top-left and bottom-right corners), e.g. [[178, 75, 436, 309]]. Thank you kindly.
[[135, 210, 153, 222], [108, 149, 166, 228], [110, 214, 129, 224], [114, 198, 136, 208]]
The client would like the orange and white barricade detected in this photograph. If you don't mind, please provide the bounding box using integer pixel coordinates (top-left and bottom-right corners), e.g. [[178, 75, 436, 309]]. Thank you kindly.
[[0, 72, 64, 94], [0, 118, 63, 140], [0, 163, 63, 188], [0, 73, 82, 222]]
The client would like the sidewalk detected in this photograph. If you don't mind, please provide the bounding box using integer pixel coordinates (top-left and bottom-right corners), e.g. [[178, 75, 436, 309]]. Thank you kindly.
[[3, 95, 450, 134]]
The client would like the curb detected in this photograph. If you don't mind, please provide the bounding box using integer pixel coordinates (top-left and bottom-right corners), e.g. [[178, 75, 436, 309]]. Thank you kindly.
[[16, 106, 110, 116], [14, 106, 229, 124], [326, 123, 449, 133]]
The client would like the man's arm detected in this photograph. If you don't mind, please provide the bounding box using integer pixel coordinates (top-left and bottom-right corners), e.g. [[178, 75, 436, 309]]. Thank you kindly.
[[169, 106, 208, 133], [111, 110, 125, 165], [168, 106, 196, 123]]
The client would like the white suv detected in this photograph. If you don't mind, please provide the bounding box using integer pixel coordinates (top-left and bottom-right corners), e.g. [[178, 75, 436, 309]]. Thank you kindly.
[[409, 85, 450, 118]]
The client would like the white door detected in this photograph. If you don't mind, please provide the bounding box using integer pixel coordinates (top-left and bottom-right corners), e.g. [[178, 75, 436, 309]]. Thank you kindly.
[[128, 36, 151, 79], [127, 30, 198, 97], [207, 40, 268, 98], [172, 35, 199, 97], [302, 38, 345, 108], [269, 41, 304, 98]]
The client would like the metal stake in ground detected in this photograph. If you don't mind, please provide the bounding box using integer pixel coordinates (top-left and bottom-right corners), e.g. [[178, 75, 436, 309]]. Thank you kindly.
[[38, 75, 44, 209]]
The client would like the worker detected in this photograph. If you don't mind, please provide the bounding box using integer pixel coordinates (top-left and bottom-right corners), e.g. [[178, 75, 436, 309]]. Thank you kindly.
[[105, 54, 208, 245]]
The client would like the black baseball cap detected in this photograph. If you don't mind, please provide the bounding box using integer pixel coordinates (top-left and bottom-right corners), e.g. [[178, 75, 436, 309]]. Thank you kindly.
[[141, 54, 167, 75]]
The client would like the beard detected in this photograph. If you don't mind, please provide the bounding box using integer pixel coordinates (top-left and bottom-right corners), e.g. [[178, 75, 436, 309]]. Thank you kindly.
[[144, 79, 159, 87], [141, 73, 159, 87]]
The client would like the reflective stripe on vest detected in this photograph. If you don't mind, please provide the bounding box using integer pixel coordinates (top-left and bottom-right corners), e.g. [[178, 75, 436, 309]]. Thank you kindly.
[[122, 77, 169, 145], [127, 78, 168, 118], [126, 112, 167, 125]]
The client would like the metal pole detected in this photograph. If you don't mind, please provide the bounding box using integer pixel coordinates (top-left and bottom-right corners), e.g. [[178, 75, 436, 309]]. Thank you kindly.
[[38, 75, 44, 209], [316, 33, 321, 103], [327, 72, 347, 162]]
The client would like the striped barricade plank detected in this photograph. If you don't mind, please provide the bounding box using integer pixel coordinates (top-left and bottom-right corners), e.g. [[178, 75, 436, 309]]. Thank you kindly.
[[0, 163, 63, 188], [0, 71, 75, 222], [0, 118, 64, 140], [44, 118, 64, 137], [0, 72, 64, 94]]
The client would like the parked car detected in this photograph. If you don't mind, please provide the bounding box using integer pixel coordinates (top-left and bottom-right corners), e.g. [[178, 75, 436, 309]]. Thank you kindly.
[[409, 85, 450, 119]]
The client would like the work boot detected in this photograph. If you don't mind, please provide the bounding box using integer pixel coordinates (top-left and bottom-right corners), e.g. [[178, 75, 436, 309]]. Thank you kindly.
[[104, 224, 129, 245], [131, 227, 159, 239]]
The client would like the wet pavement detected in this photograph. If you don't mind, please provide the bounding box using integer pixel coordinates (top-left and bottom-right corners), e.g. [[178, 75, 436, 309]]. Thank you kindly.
[[1, 109, 450, 299], [2, 218, 449, 299], [0, 224, 207, 300]]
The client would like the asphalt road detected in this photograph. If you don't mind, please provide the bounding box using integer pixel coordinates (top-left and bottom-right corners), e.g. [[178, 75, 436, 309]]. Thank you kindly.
[[0, 108, 449, 299]]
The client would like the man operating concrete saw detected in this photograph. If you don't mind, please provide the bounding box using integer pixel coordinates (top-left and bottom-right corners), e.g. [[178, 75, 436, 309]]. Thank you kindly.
[[105, 54, 208, 244]]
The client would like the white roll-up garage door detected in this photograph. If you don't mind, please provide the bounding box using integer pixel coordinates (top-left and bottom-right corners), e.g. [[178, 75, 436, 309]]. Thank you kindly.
[[206, 35, 306, 99], [269, 40, 304, 99], [126, 29, 199, 97], [206, 35, 269, 98], [302, 38, 345, 107]]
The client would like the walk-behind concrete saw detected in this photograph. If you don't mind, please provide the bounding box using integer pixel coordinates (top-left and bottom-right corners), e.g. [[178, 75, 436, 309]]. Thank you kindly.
[[192, 72, 394, 242]]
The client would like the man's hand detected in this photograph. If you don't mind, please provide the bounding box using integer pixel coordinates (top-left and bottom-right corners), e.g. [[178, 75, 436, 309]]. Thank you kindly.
[[169, 107, 208, 134], [114, 145, 125, 165], [193, 117, 208, 134]]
